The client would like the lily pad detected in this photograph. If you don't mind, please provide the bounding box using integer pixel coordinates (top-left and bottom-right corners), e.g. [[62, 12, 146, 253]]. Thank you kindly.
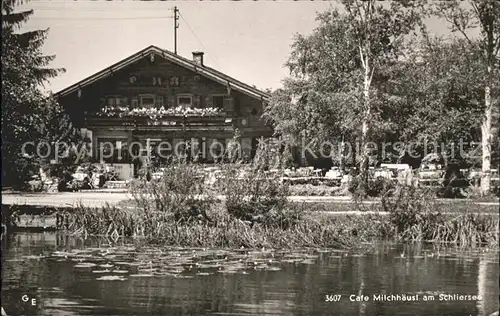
[[254, 264, 269, 270], [129, 274, 155, 277], [96, 275, 127, 281], [99, 264, 114, 269], [217, 270, 238, 274], [265, 266, 282, 272], [196, 272, 213, 276], [22, 255, 43, 260], [197, 264, 220, 269], [51, 251, 74, 257], [74, 263, 97, 268]]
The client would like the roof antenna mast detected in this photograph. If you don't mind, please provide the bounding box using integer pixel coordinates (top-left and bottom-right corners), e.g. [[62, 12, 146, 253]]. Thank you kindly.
[[173, 6, 179, 54]]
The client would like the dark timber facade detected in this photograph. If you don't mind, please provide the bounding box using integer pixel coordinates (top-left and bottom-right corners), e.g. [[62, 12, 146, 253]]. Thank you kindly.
[[55, 46, 273, 175]]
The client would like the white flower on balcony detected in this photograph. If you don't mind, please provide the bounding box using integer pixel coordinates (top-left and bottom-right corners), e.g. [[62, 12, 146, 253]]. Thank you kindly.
[[97, 104, 221, 119]]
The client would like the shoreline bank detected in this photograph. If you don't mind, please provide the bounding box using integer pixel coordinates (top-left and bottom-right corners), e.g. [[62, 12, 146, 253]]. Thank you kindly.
[[2, 191, 499, 208]]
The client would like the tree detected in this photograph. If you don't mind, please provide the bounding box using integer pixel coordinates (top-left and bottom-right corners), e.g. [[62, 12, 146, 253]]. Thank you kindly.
[[386, 36, 486, 165], [264, 0, 425, 179], [1, 0, 76, 187], [433, 0, 500, 194]]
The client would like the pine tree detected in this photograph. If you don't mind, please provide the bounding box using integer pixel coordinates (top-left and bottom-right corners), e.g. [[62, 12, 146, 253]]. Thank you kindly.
[[1, 0, 66, 187]]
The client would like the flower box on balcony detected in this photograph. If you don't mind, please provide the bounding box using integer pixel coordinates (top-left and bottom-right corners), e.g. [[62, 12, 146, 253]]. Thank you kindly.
[[94, 106, 224, 120]]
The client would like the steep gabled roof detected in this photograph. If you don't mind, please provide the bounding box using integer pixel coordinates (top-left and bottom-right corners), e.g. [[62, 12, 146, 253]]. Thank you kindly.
[[54, 45, 271, 101]]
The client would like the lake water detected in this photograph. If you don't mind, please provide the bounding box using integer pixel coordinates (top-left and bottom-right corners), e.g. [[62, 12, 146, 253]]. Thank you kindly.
[[1, 233, 498, 316]]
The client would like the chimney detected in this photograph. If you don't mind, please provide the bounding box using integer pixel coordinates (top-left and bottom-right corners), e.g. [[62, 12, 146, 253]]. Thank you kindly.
[[192, 51, 204, 66]]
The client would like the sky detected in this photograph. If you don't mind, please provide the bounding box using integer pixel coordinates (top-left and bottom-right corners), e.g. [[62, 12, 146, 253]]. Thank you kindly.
[[18, 0, 456, 94]]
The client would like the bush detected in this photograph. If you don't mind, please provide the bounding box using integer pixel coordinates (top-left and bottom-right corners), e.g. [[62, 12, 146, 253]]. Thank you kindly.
[[349, 175, 396, 198], [217, 163, 301, 229], [27, 180, 43, 192], [379, 183, 499, 246], [129, 162, 216, 223], [381, 184, 437, 239]]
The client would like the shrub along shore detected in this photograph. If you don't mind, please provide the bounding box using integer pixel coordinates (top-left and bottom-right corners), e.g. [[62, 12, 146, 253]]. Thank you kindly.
[[37, 162, 496, 249]]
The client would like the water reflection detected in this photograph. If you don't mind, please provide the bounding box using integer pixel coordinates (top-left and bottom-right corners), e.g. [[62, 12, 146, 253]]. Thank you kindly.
[[1, 233, 499, 316]]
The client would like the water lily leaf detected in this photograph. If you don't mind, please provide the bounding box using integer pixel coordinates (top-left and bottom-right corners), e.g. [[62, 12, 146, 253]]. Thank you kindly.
[[129, 274, 155, 277], [265, 266, 282, 271], [96, 275, 127, 281], [99, 264, 114, 269], [22, 255, 43, 260], [196, 272, 213, 276], [74, 263, 97, 268]]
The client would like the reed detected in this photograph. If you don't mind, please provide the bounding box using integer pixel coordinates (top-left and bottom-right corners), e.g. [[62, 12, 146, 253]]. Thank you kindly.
[[378, 184, 499, 247], [62, 204, 383, 249], [60, 163, 498, 249], [61, 201, 497, 248]]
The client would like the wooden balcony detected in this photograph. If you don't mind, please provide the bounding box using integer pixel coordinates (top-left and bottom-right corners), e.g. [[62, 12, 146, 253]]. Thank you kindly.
[[84, 113, 234, 130]]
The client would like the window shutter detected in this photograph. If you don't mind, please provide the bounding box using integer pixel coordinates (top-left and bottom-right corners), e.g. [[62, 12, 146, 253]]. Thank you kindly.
[[193, 95, 201, 108], [121, 97, 128, 106], [205, 96, 213, 108]]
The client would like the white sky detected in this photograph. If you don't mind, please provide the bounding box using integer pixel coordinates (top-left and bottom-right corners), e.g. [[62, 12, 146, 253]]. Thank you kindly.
[[18, 0, 457, 94]]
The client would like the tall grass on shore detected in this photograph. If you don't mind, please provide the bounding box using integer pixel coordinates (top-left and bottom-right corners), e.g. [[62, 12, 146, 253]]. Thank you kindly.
[[380, 184, 499, 247], [61, 203, 387, 249], [58, 160, 498, 248], [60, 202, 497, 249], [129, 162, 217, 224], [217, 163, 299, 229]]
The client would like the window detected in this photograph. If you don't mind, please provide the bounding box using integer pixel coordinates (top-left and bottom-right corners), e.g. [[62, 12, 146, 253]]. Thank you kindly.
[[177, 95, 193, 108], [210, 138, 226, 162], [169, 76, 180, 87], [116, 97, 127, 106], [131, 97, 138, 108], [152, 76, 163, 86], [191, 138, 206, 162], [107, 98, 116, 107], [213, 95, 224, 109], [107, 96, 126, 107], [156, 95, 164, 107], [97, 138, 128, 163], [140, 95, 155, 107]]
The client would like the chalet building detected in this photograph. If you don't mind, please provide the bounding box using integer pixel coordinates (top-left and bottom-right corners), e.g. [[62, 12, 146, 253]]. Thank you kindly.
[[55, 45, 273, 178]]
